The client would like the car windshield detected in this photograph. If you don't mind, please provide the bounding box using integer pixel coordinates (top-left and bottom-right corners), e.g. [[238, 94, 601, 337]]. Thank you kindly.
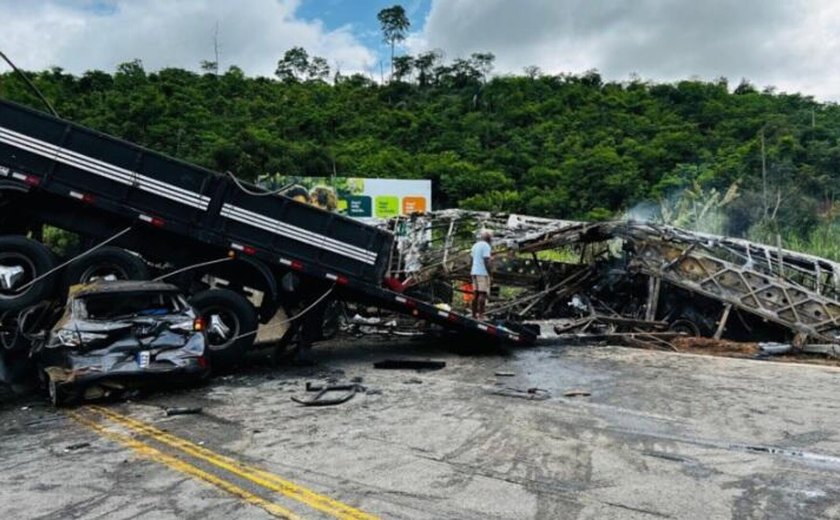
[[77, 291, 184, 320]]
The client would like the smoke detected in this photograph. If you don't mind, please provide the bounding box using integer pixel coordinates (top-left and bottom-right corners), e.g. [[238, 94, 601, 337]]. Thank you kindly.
[[623, 181, 741, 236], [622, 200, 661, 223]]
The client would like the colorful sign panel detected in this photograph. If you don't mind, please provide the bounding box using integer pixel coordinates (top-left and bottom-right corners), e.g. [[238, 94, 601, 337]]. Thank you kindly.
[[261, 176, 432, 219]]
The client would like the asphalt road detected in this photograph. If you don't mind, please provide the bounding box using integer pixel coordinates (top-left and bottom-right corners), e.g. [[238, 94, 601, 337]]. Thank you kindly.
[[2, 338, 840, 519]]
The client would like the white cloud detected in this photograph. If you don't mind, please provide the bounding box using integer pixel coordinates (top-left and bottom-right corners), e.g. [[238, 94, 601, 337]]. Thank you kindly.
[[4, 0, 839, 100], [0, 0, 376, 77], [410, 0, 840, 101]]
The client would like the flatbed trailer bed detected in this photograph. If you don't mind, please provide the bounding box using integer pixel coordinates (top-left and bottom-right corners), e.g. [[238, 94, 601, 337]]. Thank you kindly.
[[0, 99, 535, 354]]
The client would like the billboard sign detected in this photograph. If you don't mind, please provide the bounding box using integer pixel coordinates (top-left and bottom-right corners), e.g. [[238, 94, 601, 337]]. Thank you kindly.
[[262, 176, 432, 219]]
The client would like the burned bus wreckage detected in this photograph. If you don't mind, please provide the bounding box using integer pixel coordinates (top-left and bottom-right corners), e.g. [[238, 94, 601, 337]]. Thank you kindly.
[[387, 210, 840, 356]]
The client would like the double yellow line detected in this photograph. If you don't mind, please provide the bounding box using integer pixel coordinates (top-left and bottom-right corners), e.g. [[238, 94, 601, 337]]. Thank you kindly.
[[68, 406, 379, 520]]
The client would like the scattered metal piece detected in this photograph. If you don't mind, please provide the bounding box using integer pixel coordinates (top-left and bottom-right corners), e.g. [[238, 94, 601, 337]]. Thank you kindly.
[[292, 384, 363, 407], [563, 389, 591, 397], [732, 444, 840, 467], [374, 359, 446, 370], [642, 450, 692, 463], [759, 342, 793, 355], [64, 442, 91, 451], [494, 371, 515, 377], [164, 407, 203, 417], [489, 387, 550, 401], [801, 344, 840, 357]]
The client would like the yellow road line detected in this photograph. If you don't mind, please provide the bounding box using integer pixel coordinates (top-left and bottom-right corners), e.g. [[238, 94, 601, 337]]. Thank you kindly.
[[66, 411, 301, 520], [88, 405, 379, 520]]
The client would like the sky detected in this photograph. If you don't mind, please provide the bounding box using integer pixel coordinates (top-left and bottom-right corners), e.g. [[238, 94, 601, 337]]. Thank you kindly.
[[0, 0, 838, 101]]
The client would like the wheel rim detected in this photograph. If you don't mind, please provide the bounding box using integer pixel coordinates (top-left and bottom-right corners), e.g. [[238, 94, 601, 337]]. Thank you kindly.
[[79, 263, 130, 283], [669, 319, 701, 337], [0, 253, 37, 300], [201, 306, 241, 351]]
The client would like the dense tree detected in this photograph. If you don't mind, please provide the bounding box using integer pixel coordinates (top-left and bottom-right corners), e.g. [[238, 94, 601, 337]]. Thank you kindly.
[[3, 50, 840, 257], [392, 55, 414, 83], [307, 56, 330, 82], [414, 50, 441, 87], [275, 47, 330, 83]]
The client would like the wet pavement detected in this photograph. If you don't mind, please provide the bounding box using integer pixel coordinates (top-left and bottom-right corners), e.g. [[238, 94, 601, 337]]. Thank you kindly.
[[2, 338, 840, 519]]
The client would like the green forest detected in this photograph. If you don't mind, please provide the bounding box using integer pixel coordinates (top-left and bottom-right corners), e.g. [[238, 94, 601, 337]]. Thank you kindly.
[[2, 32, 840, 258]]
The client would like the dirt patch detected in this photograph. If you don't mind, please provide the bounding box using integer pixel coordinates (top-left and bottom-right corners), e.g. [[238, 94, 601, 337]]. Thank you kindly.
[[667, 336, 840, 367], [672, 337, 760, 357]]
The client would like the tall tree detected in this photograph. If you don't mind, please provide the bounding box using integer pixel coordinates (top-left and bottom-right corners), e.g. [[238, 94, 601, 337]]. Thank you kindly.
[[377, 5, 411, 80], [275, 46, 310, 82]]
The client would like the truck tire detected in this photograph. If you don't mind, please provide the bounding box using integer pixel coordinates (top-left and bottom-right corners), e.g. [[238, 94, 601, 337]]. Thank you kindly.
[[0, 236, 56, 312], [62, 246, 149, 288], [189, 289, 257, 368], [668, 308, 715, 337]]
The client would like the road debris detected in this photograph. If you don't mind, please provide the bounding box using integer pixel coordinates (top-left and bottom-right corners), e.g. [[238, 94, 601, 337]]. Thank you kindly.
[[489, 386, 550, 401], [373, 359, 446, 370], [563, 389, 591, 397], [758, 342, 793, 355], [386, 210, 840, 358], [164, 407, 203, 417], [292, 383, 365, 406], [64, 442, 91, 451]]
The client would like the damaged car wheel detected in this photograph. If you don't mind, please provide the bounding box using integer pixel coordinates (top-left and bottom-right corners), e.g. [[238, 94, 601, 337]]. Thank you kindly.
[[189, 289, 257, 368], [47, 377, 77, 407]]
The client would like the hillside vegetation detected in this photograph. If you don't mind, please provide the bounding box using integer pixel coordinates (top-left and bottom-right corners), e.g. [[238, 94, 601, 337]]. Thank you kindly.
[[2, 56, 840, 258]]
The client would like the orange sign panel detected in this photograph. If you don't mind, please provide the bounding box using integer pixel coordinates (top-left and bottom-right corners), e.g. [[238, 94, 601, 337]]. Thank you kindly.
[[402, 196, 427, 214]]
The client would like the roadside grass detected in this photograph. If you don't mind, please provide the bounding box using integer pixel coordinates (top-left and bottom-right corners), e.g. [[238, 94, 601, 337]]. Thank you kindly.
[[780, 222, 840, 262]]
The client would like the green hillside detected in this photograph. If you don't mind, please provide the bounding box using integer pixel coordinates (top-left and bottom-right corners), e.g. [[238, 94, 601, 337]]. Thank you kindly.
[[2, 53, 840, 257]]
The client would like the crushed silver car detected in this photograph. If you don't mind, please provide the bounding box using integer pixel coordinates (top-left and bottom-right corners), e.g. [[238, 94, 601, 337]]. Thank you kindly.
[[33, 281, 210, 406]]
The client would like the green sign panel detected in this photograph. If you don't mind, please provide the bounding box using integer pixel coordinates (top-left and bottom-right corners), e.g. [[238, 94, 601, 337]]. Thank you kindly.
[[375, 196, 399, 218]]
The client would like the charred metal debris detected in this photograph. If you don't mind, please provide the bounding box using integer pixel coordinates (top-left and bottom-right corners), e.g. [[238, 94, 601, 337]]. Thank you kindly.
[[385, 210, 840, 357]]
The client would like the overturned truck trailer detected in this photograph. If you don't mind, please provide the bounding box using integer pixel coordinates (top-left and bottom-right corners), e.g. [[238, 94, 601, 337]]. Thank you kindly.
[[390, 212, 840, 352], [0, 99, 536, 389]]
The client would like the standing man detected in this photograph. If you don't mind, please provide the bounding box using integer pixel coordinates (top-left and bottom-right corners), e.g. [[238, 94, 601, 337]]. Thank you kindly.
[[471, 230, 493, 320]]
